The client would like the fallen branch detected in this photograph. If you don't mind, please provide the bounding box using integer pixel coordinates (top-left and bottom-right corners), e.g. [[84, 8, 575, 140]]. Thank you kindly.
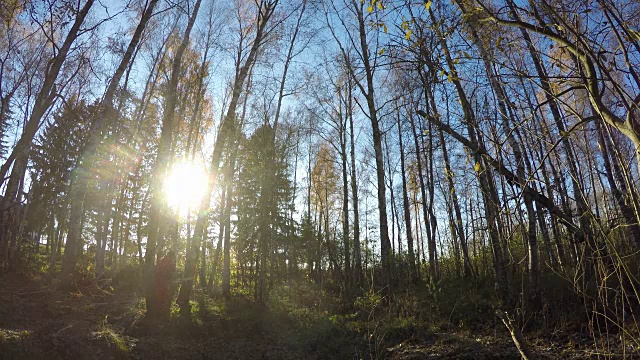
[[497, 310, 534, 360]]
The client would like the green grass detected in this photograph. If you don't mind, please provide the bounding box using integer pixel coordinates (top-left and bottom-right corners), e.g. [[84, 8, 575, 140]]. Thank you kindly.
[[92, 317, 136, 353]]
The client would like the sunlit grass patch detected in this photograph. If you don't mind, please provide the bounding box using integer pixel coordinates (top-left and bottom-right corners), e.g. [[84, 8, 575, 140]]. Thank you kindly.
[[0, 328, 33, 358], [92, 317, 136, 353], [0, 328, 31, 343], [122, 297, 147, 327]]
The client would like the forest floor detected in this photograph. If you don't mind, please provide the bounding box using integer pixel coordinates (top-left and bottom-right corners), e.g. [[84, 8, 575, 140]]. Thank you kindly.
[[0, 273, 635, 359]]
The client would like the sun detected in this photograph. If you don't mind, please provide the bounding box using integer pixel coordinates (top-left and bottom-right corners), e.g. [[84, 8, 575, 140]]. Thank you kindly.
[[164, 160, 209, 217]]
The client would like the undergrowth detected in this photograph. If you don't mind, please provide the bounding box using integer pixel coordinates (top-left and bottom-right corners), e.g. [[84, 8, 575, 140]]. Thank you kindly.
[[92, 316, 137, 353]]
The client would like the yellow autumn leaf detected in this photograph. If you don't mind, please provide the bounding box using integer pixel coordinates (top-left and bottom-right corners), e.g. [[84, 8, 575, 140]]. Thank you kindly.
[[425, 1, 432, 10], [367, 5, 373, 12], [474, 162, 481, 172], [445, 168, 454, 178], [405, 29, 412, 40], [378, 48, 385, 55]]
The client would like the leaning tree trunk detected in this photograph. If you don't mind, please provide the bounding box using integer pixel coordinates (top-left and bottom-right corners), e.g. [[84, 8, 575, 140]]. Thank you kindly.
[[470, 27, 539, 305], [426, 7, 512, 305], [61, 0, 160, 288], [0, 0, 96, 184], [0, 0, 96, 270]]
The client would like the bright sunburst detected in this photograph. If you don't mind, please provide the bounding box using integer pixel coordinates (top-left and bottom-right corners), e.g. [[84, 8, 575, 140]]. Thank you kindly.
[[164, 161, 208, 217]]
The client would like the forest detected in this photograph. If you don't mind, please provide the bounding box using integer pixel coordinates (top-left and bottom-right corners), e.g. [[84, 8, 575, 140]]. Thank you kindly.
[[0, 0, 639, 358]]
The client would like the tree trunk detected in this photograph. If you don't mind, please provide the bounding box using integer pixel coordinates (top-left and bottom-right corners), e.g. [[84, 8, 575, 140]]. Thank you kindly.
[[151, 0, 204, 318], [426, 9, 512, 304], [336, 0, 392, 295], [347, 78, 362, 287], [222, 171, 234, 298], [340, 126, 351, 291], [208, 186, 226, 293], [0, 0, 96, 184], [61, 0, 160, 288], [597, 120, 640, 248], [472, 29, 539, 304], [397, 111, 417, 283], [409, 112, 435, 283], [188, 0, 277, 306], [439, 126, 473, 278], [0, 152, 27, 269]]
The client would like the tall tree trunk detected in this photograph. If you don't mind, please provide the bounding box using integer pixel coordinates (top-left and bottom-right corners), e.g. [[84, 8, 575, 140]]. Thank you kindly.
[[146, 0, 203, 317], [188, 0, 278, 306], [61, 0, 160, 288], [340, 120, 351, 291], [470, 26, 539, 304], [221, 117, 247, 299], [409, 112, 435, 283], [397, 111, 417, 283], [222, 180, 233, 298], [384, 136, 397, 277], [334, 0, 392, 295], [425, 8, 512, 305], [425, 120, 439, 279], [208, 186, 226, 293], [439, 125, 473, 278], [257, 129, 276, 304], [348, 78, 362, 286]]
